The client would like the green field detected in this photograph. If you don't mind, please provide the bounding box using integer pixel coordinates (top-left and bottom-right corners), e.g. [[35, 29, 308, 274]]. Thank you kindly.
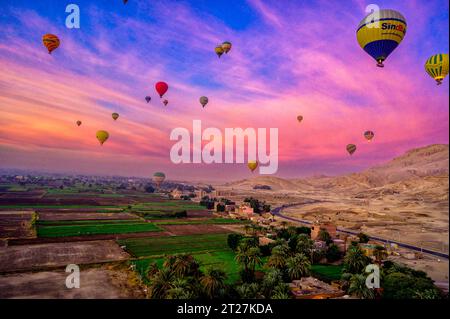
[[0, 204, 122, 209], [37, 222, 161, 237], [37, 219, 141, 226], [154, 218, 244, 225], [118, 233, 230, 257], [310, 264, 343, 281]]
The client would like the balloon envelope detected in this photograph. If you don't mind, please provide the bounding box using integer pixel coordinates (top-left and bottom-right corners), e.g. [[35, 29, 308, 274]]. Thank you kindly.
[[297, 115, 303, 123], [153, 172, 166, 187], [42, 34, 60, 54], [155, 82, 168, 98], [200, 96, 209, 107], [364, 130, 375, 141], [145, 96, 151, 103], [76, 120, 82, 126], [425, 54, 449, 85], [163, 99, 168, 106], [346, 144, 357, 155], [356, 9, 406, 67], [215, 46, 224, 58], [248, 161, 258, 172], [96, 130, 109, 145], [221, 41, 232, 54], [112, 113, 119, 120]]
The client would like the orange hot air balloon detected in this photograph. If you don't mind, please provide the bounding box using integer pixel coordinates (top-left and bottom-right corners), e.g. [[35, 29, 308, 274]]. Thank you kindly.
[[248, 161, 258, 172], [76, 120, 82, 126], [42, 34, 60, 54], [155, 82, 168, 98], [346, 144, 357, 155]]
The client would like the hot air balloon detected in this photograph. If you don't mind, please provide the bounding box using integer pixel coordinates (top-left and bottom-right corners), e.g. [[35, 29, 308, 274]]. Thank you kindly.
[[42, 34, 60, 54], [221, 41, 232, 54], [364, 130, 375, 141], [248, 161, 258, 173], [215, 45, 224, 58], [297, 115, 303, 123], [153, 172, 166, 188], [200, 96, 209, 108], [163, 99, 168, 106], [76, 120, 82, 126], [356, 9, 407, 67], [425, 54, 449, 85], [346, 144, 357, 155], [155, 81, 168, 98], [96, 130, 109, 145], [112, 113, 119, 120], [145, 96, 151, 103]]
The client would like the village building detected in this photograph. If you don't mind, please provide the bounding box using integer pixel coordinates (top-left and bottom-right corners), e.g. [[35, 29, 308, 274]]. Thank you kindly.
[[289, 277, 345, 299], [311, 221, 337, 240]]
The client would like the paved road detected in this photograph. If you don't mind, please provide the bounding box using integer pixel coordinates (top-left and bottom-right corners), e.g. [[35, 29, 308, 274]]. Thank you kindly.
[[272, 202, 449, 260]]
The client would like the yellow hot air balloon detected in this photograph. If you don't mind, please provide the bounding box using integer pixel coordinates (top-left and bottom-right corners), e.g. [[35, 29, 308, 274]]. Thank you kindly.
[[357, 9, 407, 67], [96, 130, 109, 145], [425, 54, 449, 85], [112, 113, 119, 120], [221, 41, 232, 54], [297, 115, 303, 123], [248, 161, 258, 173], [215, 45, 224, 58], [42, 34, 60, 54]]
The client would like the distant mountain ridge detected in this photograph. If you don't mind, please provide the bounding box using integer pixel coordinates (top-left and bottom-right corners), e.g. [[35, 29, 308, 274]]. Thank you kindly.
[[224, 144, 449, 191]]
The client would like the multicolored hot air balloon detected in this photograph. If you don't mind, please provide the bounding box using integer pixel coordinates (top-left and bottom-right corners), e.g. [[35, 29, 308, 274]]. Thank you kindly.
[[221, 41, 232, 54], [76, 120, 82, 126], [425, 54, 449, 85], [297, 115, 303, 123], [200, 96, 209, 108], [346, 144, 357, 155], [215, 45, 224, 58], [145, 96, 151, 103], [155, 81, 168, 98], [163, 99, 168, 106], [248, 161, 258, 173], [112, 113, 119, 120], [364, 130, 375, 141], [96, 130, 109, 145], [356, 9, 407, 67], [153, 172, 166, 188], [42, 34, 60, 54]]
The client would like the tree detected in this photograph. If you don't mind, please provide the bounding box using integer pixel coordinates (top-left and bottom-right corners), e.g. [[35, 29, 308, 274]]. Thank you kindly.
[[148, 267, 175, 299], [296, 234, 313, 256], [235, 244, 262, 282], [235, 282, 262, 299], [267, 244, 289, 270], [170, 254, 200, 278], [260, 268, 284, 298], [144, 184, 155, 193], [286, 253, 311, 280], [227, 233, 243, 251], [318, 229, 332, 244], [200, 267, 227, 298], [343, 245, 371, 274], [348, 274, 375, 299], [166, 277, 194, 299], [326, 244, 341, 262], [382, 272, 439, 299], [271, 283, 291, 299], [357, 232, 370, 243]]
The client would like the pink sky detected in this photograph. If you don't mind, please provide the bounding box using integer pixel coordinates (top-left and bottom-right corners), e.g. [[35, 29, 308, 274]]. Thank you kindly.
[[0, 0, 448, 181]]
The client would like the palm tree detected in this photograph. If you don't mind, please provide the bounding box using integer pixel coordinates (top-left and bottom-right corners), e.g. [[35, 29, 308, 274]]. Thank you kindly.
[[261, 268, 283, 297], [267, 244, 289, 269], [271, 283, 291, 299], [200, 267, 227, 298], [148, 268, 175, 299], [235, 282, 262, 299], [166, 277, 194, 299], [235, 245, 262, 275], [343, 245, 371, 274], [286, 253, 311, 280], [348, 274, 375, 299], [295, 234, 313, 256], [172, 254, 200, 277]]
